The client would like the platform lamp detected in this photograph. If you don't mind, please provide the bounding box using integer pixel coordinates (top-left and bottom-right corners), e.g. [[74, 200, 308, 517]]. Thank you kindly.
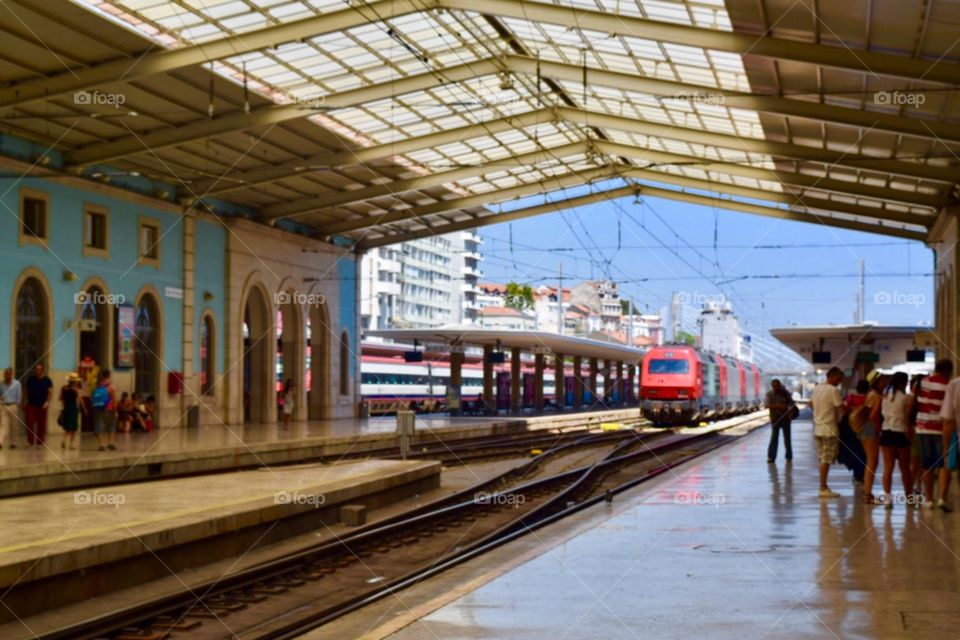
[[202, 291, 215, 302], [63, 270, 79, 282]]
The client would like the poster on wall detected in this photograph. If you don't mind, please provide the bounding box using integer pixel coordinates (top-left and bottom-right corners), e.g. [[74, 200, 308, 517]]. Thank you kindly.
[[115, 304, 135, 369]]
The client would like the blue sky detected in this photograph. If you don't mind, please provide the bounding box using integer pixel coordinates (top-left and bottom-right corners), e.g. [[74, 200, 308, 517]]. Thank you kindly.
[[477, 192, 934, 336]]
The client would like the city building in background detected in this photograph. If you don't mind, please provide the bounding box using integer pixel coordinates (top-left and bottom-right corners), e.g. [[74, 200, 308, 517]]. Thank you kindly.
[[361, 231, 483, 330]]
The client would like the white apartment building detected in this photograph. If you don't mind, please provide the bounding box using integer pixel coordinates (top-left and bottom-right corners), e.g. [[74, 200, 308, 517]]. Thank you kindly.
[[361, 231, 483, 330], [699, 302, 747, 360]]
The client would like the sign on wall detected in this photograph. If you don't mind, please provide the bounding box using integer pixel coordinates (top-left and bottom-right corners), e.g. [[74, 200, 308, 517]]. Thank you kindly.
[[116, 304, 135, 368]]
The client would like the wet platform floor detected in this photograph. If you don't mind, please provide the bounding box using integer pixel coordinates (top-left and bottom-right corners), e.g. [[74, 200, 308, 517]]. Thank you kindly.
[[359, 421, 960, 640]]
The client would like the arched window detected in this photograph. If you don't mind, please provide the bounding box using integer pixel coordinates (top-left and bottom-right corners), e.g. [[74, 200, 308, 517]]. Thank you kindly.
[[200, 314, 215, 395], [339, 330, 349, 396], [15, 277, 47, 380]]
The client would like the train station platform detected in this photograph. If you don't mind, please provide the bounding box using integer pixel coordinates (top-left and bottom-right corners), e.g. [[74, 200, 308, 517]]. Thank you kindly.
[[0, 457, 440, 625], [0, 407, 641, 496], [328, 419, 960, 640]]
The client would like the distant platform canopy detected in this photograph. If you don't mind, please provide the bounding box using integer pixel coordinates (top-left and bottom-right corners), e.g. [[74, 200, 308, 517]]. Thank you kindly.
[[770, 324, 933, 371], [366, 328, 644, 362]]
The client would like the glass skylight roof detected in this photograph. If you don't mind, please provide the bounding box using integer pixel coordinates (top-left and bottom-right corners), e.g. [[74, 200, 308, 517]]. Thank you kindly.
[[72, 0, 932, 233]]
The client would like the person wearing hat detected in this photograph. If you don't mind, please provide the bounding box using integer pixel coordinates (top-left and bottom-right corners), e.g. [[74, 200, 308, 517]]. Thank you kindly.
[[59, 372, 86, 450], [862, 369, 887, 504]]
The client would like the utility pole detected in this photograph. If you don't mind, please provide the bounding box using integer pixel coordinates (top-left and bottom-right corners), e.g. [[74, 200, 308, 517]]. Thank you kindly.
[[557, 262, 564, 336], [627, 297, 634, 346]]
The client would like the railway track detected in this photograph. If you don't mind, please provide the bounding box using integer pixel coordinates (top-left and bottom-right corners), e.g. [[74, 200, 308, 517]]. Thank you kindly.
[[43, 413, 765, 640]]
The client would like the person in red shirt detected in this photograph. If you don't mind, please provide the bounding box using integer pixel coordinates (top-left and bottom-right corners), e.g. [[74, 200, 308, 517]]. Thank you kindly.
[[918, 359, 954, 510]]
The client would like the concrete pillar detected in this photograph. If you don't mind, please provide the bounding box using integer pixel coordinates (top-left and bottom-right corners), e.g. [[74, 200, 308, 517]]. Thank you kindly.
[[589, 357, 598, 406], [617, 361, 625, 405], [553, 353, 565, 410], [603, 359, 613, 405], [450, 348, 464, 415], [511, 348, 522, 413], [534, 353, 545, 412], [573, 356, 583, 408], [180, 213, 197, 426], [482, 344, 494, 413], [627, 364, 636, 404]]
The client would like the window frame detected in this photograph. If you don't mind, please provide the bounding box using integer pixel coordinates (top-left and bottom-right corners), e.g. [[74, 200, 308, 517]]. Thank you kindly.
[[137, 216, 161, 268], [19, 188, 50, 248], [83, 203, 110, 258]]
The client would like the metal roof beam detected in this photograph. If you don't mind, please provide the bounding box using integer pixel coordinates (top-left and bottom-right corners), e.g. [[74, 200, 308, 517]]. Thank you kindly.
[[193, 108, 558, 196], [503, 56, 960, 147], [358, 183, 926, 248], [559, 107, 960, 184], [318, 165, 618, 235], [64, 58, 498, 167], [260, 141, 588, 220], [596, 140, 943, 209], [442, 0, 960, 85], [0, 0, 422, 109]]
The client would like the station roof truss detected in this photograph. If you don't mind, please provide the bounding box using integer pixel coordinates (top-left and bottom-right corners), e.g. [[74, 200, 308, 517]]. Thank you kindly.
[[1, 0, 958, 246]]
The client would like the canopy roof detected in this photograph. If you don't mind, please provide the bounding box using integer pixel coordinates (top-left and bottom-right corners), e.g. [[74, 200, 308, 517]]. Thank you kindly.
[[1, 0, 956, 245]]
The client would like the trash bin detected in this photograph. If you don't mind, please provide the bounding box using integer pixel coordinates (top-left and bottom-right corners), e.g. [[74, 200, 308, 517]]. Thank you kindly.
[[186, 404, 200, 428]]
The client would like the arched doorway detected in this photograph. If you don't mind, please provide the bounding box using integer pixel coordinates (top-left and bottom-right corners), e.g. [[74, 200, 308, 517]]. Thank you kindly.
[[200, 314, 215, 395], [134, 294, 161, 399], [308, 300, 330, 419], [242, 286, 272, 424], [14, 277, 49, 380], [79, 284, 110, 372]]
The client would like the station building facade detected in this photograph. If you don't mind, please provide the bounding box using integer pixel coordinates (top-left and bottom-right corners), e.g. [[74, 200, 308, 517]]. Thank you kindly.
[[1, 156, 360, 428]]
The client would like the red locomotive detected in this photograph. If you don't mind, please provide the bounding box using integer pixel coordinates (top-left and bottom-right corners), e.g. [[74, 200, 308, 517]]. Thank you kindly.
[[640, 345, 762, 425]]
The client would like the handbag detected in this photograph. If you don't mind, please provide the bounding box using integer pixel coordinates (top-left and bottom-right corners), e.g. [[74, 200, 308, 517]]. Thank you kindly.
[[56, 410, 64, 427], [788, 404, 800, 420]]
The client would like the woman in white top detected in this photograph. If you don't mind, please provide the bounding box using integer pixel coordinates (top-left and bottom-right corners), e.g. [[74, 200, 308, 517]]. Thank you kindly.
[[879, 371, 914, 508]]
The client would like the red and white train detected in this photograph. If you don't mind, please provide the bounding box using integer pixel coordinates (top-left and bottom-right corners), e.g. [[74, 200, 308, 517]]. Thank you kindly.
[[640, 345, 762, 425]]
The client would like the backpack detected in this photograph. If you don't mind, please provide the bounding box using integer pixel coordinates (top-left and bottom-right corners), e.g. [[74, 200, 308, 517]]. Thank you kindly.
[[91, 385, 110, 410], [849, 405, 869, 434]]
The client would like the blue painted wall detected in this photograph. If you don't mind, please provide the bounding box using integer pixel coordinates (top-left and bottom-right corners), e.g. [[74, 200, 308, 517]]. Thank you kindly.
[[194, 218, 227, 374], [0, 178, 191, 373]]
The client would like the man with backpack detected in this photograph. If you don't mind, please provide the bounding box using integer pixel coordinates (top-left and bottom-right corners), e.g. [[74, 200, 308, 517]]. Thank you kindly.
[[92, 369, 117, 451], [765, 379, 795, 463]]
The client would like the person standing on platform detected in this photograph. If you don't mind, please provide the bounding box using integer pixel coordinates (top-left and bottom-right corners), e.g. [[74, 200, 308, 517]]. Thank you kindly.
[[59, 373, 84, 450], [811, 367, 846, 499], [281, 379, 295, 429], [23, 363, 53, 447], [938, 363, 960, 512], [765, 379, 795, 463], [91, 369, 117, 451], [0, 368, 22, 450], [879, 371, 914, 509], [78, 353, 99, 432], [915, 360, 952, 510]]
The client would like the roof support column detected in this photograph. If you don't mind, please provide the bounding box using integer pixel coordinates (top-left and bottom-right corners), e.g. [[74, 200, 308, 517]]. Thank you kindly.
[[627, 364, 636, 406], [572, 356, 583, 409], [511, 348, 522, 414], [482, 344, 495, 415], [534, 353, 545, 413], [450, 347, 464, 416], [553, 353, 565, 410], [604, 359, 613, 406], [589, 358, 598, 407], [616, 361, 625, 406]]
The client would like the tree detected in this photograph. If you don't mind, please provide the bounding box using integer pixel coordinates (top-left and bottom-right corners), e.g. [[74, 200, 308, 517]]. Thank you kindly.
[[505, 282, 535, 311], [675, 330, 698, 346]]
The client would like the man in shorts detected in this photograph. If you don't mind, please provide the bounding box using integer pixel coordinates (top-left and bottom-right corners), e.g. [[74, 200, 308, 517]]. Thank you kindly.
[[92, 369, 117, 452], [811, 367, 846, 498], [916, 359, 952, 510]]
